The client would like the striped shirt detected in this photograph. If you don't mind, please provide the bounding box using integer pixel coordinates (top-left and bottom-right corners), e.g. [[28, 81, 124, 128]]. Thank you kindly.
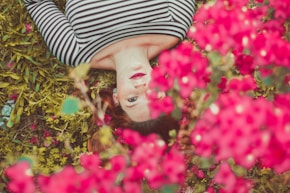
[[24, 0, 196, 66]]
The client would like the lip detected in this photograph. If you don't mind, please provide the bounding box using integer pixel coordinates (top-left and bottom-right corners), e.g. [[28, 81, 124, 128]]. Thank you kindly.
[[130, 73, 146, 79]]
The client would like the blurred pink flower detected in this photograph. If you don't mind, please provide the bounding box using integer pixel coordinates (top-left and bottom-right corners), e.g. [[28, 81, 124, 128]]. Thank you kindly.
[[25, 23, 32, 34], [123, 181, 142, 193], [97, 114, 112, 126], [5, 161, 36, 193], [233, 52, 255, 75], [37, 167, 79, 193], [149, 96, 174, 118], [30, 136, 38, 145], [110, 155, 127, 172], [149, 66, 174, 92], [80, 153, 100, 172], [162, 147, 186, 184], [227, 75, 257, 92], [214, 162, 253, 193], [29, 124, 37, 131], [6, 61, 15, 69]]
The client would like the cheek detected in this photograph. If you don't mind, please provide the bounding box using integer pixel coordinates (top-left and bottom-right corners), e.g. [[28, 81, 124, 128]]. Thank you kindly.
[[116, 84, 130, 101]]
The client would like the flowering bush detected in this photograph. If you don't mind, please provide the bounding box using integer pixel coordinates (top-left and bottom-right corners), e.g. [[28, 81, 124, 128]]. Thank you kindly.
[[146, 0, 290, 192], [5, 129, 185, 193], [2, 0, 290, 192]]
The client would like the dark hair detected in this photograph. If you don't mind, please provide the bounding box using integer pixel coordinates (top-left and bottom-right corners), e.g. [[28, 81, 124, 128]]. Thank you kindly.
[[88, 88, 179, 152]]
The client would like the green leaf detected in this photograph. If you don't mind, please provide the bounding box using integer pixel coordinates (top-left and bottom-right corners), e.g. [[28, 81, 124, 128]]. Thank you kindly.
[[194, 183, 207, 193], [2, 35, 9, 41], [21, 26, 26, 34], [171, 107, 182, 120], [207, 51, 221, 66], [6, 120, 14, 128], [32, 71, 38, 83], [61, 97, 81, 114], [199, 157, 214, 169], [35, 83, 40, 92], [25, 67, 30, 77], [161, 184, 179, 193], [12, 139, 21, 144]]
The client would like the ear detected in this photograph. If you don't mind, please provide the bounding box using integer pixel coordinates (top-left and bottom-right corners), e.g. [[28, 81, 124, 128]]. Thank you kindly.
[[112, 90, 119, 106]]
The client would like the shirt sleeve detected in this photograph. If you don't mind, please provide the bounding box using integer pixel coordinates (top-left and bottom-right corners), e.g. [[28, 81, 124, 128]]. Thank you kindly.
[[24, 0, 79, 66], [168, 0, 196, 29]]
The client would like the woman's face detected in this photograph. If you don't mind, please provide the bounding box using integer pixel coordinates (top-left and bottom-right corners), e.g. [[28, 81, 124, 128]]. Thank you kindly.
[[116, 64, 152, 122], [114, 46, 153, 122]]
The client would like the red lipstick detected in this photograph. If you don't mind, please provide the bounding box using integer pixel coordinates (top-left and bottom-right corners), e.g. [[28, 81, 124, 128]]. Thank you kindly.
[[130, 73, 146, 79]]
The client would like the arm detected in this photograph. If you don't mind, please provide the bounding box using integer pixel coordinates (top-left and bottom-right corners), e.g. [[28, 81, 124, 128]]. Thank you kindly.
[[24, 0, 79, 66]]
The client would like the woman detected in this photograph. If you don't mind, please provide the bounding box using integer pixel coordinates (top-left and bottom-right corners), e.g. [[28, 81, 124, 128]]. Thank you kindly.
[[24, 0, 196, 149]]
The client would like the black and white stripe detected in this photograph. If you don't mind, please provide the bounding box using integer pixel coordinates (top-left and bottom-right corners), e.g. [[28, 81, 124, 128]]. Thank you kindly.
[[25, 0, 196, 66]]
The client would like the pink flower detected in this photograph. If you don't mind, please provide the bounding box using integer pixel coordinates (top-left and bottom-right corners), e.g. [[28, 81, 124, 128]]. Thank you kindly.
[[149, 96, 174, 118], [149, 66, 174, 92], [29, 124, 37, 131], [191, 90, 290, 174], [123, 181, 142, 193], [214, 163, 237, 191], [30, 136, 38, 145], [233, 52, 255, 75], [218, 77, 228, 92], [6, 61, 15, 69], [186, 0, 290, 74], [261, 93, 290, 173], [188, 0, 265, 55], [227, 75, 257, 92], [251, 32, 290, 68], [148, 42, 210, 117], [9, 93, 18, 101], [178, 73, 197, 98], [97, 114, 112, 126], [269, 0, 290, 20], [284, 74, 290, 85], [117, 129, 143, 146], [110, 155, 127, 172], [37, 167, 79, 193], [206, 187, 215, 193], [217, 75, 257, 93], [5, 161, 36, 193], [191, 92, 273, 168], [119, 130, 187, 189], [43, 129, 51, 138], [80, 153, 100, 172], [51, 115, 57, 120], [162, 147, 186, 184], [25, 23, 32, 34], [214, 162, 253, 193], [260, 137, 287, 171], [196, 170, 205, 179]]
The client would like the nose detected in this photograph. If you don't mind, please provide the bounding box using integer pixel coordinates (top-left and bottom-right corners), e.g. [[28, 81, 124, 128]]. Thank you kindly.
[[133, 78, 146, 88]]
